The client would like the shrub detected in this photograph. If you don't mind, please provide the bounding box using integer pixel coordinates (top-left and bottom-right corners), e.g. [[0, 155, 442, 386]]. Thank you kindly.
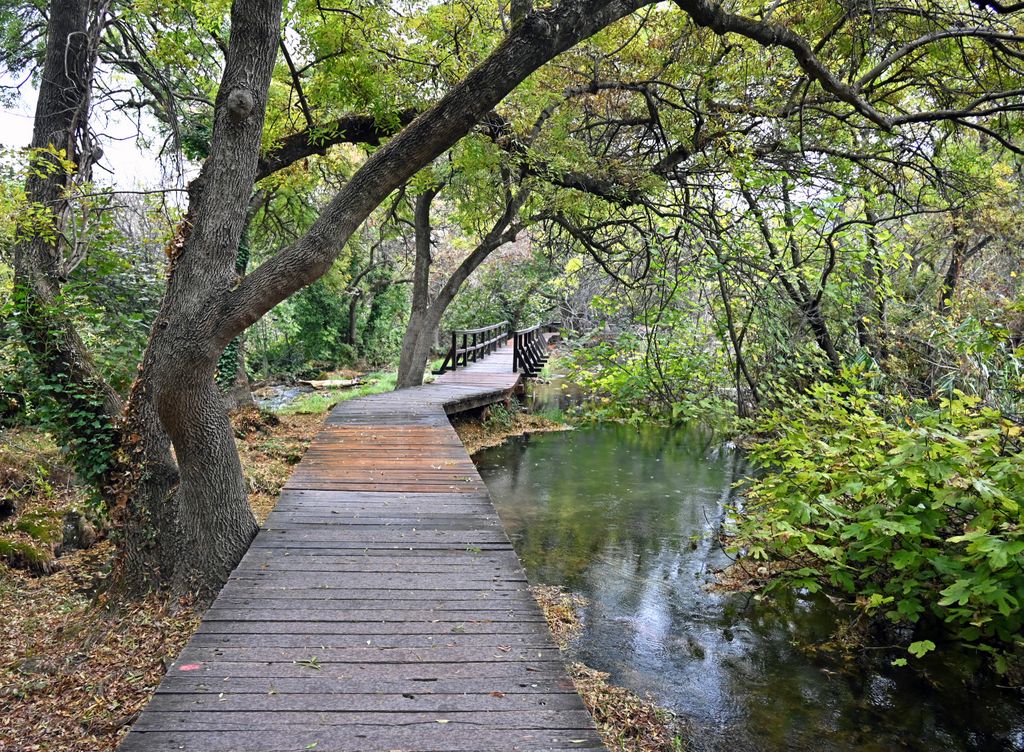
[[733, 371, 1024, 673]]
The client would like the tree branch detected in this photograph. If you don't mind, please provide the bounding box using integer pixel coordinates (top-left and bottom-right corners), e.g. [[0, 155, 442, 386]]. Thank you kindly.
[[673, 0, 892, 128], [254, 109, 418, 181], [222, 0, 657, 343]]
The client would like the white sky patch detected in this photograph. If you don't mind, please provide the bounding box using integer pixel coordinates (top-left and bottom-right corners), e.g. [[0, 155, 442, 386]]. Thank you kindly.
[[0, 75, 191, 193]]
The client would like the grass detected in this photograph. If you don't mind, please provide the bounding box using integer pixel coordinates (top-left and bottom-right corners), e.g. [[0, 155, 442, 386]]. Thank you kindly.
[[278, 370, 398, 414], [534, 406, 567, 423]]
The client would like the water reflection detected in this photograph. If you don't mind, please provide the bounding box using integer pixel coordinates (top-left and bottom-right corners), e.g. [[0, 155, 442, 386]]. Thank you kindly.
[[474, 424, 1024, 752]]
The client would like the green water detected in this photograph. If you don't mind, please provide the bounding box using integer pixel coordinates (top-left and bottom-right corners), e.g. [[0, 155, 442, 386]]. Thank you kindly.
[[474, 423, 1024, 752]]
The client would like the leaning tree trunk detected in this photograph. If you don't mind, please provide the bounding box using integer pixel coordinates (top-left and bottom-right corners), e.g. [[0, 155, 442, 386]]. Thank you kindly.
[[396, 185, 527, 388], [115, 0, 282, 598]]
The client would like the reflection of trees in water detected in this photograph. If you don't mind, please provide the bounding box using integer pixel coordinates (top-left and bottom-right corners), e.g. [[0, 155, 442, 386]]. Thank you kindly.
[[713, 589, 1022, 752], [480, 427, 1024, 752], [484, 423, 744, 589]]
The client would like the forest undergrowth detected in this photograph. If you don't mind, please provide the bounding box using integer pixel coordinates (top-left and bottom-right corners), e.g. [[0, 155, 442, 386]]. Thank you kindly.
[[0, 407, 314, 751], [0, 398, 669, 750]]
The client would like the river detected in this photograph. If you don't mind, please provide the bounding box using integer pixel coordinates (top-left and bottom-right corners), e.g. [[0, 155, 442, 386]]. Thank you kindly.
[[473, 421, 1024, 752]]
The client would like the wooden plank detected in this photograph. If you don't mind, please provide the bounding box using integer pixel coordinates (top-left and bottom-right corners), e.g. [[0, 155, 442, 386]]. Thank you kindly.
[[170, 646, 564, 664], [141, 691, 589, 712], [117, 342, 603, 752], [201, 609, 547, 622], [219, 574, 530, 589], [119, 730, 605, 751], [187, 632, 558, 649], [155, 676, 577, 695], [196, 620, 548, 635], [130, 709, 597, 731], [155, 659, 572, 680]]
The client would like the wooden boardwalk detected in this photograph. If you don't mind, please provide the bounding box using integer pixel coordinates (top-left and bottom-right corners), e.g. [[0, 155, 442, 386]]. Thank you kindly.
[[119, 342, 605, 751]]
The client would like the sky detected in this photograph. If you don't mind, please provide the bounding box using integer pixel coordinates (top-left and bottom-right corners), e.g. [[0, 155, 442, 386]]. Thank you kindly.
[[0, 76, 184, 191]]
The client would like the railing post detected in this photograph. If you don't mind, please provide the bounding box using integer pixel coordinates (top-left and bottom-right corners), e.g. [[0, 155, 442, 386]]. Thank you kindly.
[[433, 319, 519, 375]]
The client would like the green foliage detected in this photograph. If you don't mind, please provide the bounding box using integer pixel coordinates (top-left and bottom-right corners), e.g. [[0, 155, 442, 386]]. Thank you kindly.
[[443, 254, 555, 333], [30, 374, 117, 503], [567, 329, 733, 427], [484, 398, 521, 431], [0, 2, 46, 101], [259, 277, 356, 376], [2, 288, 117, 506], [360, 280, 408, 368], [733, 371, 1024, 671], [67, 243, 163, 394]]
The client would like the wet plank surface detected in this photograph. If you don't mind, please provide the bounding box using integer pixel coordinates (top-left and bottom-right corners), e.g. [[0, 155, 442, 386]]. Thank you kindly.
[[119, 341, 604, 751]]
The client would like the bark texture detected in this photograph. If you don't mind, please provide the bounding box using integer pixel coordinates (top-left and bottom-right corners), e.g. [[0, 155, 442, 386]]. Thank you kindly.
[[119, 0, 283, 598]]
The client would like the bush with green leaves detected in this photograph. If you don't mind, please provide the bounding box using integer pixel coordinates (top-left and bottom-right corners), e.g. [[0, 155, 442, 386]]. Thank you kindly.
[[483, 397, 520, 431], [567, 329, 733, 426], [733, 371, 1024, 673]]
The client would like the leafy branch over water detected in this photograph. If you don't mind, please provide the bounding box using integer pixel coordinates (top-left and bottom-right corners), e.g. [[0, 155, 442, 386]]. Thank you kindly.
[[731, 370, 1024, 679]]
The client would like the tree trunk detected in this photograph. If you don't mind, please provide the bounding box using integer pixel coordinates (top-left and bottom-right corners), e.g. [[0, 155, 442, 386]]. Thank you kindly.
[[346, 294, 360, 346], [110, 375, 180, 593], [223, 333, 255, 411], [714, 268, 760, 413], [397, 315, 437, 388], [11, 0, 125, 488], [802, 299, 842, 372], [396, 187, 441, 389], [741, 184, 842, 373], [115, 0, 282, 598], [938, 221, 992, 316], [939, 238, 966, 315]]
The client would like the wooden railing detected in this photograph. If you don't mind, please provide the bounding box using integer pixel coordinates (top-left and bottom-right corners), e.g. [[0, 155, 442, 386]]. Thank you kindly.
[[433, 320, 509, 374], [512, 322, 556, 376]]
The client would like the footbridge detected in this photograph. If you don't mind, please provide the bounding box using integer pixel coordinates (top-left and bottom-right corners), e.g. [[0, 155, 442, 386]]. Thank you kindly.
[[119, 323, 605, 751]]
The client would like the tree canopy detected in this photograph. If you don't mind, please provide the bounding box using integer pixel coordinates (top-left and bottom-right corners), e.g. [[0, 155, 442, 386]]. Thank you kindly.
[[1, 2, 1022, 685]]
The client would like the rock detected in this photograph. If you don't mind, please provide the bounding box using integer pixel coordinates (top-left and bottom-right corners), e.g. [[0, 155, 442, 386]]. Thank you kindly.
[[61, 510, 97, 553], [298, 378, 364, 390], [0, 496, 16, 522]]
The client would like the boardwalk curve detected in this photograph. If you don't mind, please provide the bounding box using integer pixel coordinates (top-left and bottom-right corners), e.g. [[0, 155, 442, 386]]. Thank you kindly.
[[119, 340, 605, 751]]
